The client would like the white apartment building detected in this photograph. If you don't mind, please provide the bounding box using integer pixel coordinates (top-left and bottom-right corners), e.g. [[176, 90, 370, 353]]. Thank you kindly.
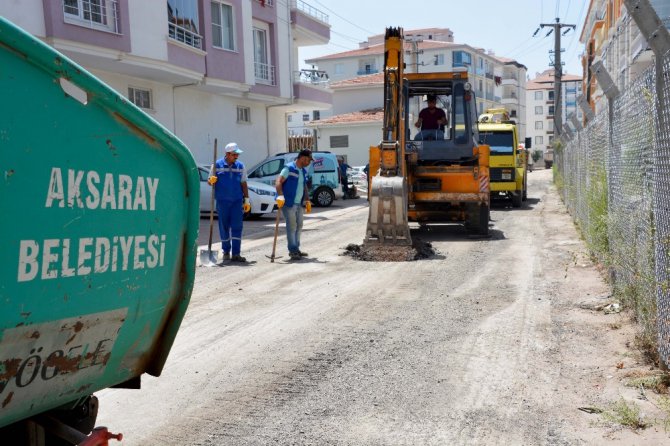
[[580, 0, 670, 113], [526, 70, 583, 158], [0, 0, 332, 167], [299, 28, 527, 162]]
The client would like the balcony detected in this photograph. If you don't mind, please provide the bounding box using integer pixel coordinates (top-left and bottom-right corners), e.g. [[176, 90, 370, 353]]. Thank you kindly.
[[255, 61, 276, 86], [357, 68, 379, 75], [501, 77, 518, 87], [292, 70, 331, 108], [169, 22, 202, 50], [501, 93, 518, 105], [290, 0, 330, 46], [63, 0, 120, 34], [295, 69, 329, 86]]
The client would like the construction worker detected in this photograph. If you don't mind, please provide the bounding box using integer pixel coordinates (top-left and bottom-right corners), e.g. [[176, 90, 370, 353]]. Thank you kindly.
[[275, 149, 312, 260], [208, 142, 251, 262]]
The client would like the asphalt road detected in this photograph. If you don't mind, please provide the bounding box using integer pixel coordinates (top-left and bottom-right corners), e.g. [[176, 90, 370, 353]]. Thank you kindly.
[[96, 169, 669, 445]]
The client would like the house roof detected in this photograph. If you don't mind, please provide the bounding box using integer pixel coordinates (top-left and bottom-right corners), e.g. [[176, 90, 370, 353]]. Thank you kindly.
[[305, 40, 458, 62], [526, 69, 582, 90], [309, 108, 383, 126], [330, 72, 384, 88]]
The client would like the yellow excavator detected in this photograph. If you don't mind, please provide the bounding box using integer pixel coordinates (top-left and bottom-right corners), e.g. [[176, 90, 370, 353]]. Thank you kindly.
[[366, 27, 490, 245]]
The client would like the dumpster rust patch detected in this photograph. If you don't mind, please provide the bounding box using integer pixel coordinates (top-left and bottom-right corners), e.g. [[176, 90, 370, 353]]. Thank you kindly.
[[112, 113, 157, 147], [0, 309, 126, 412]]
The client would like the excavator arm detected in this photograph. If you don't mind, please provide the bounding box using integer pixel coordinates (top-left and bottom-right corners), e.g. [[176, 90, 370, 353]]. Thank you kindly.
[[365, 27, 412, 245]]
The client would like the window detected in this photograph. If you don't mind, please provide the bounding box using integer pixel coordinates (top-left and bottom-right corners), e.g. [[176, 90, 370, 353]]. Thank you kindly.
[[128, 87, 152, 110], [548, 90, 554, 100], [534, 91, 543, 100], [211, 2, 234, 50], [334, 63, 344, 75], [535, 121, 543, 130], [510, 110, 517, 118], [453, 50, 471, 67], [548, 135, 554, 143], [434, 54, 445, 65], [548, 105, 555, 115], [535, 106, 543, 115], [329, 135, 349, 148], [249, 159, 284, 178], [479, 131, 514, 154], [302, 114, 310, 122], [237, 105, 250, 123], [287, 115, 293, 122], [168, 0, 202, 49], [535, 136, 544, 145], [63, 0, 119, 33], [253, 27, 274, 85], [313, 110, 320, 120]]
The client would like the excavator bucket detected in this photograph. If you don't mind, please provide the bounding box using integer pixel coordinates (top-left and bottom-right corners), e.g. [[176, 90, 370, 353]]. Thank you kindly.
[[365, 175, 412, 245]]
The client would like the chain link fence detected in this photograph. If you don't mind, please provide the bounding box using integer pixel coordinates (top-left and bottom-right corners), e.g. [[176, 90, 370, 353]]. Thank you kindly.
[[555, 51, 670, 366]]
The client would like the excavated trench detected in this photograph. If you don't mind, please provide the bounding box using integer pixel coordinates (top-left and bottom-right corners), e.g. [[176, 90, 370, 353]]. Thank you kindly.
[[343, 239, 436, 261]]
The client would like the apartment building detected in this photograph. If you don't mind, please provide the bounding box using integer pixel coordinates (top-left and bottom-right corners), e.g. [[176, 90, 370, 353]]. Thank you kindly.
[[526, 70, 583, 158], [300, 28, 527, 163], [0, 0, 331, 166], [580, 0, 670, 113]]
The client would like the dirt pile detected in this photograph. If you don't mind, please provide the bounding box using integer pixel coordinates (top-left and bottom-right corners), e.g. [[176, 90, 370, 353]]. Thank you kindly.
[[343, 239, 435, 261]]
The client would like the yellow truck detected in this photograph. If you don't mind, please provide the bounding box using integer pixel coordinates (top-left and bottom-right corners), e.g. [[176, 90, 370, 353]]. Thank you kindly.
[[477, 108, 528, 207]]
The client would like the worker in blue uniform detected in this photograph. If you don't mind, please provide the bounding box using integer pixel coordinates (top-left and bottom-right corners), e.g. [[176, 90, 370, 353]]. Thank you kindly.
[[275, 149, 313, 260], [208, 142, 251, 262]]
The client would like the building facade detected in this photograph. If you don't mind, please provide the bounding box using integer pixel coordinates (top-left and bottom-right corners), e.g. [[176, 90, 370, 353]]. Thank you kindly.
[[1, 0, 332, 166], [580, 0, 670, 113], [526, 70, 583, 159]]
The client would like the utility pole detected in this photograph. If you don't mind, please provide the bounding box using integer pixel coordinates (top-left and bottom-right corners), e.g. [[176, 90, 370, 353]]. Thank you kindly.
[[405, 35, 424, 73], [405, 35, 424, 114], [539, 18, 575, 136]]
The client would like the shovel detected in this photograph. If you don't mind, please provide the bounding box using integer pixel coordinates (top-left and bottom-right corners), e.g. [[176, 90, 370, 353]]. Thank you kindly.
[[200, 139, 219, 266], [266, 208, 283, 263]]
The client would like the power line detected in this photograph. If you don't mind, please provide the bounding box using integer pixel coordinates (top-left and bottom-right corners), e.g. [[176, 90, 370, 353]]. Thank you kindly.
[[309, 0, 376, 36]]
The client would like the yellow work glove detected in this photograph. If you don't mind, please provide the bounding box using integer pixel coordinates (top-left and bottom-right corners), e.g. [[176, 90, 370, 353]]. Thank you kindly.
[[208, 176, 217, 186], [243, 198, 251, 213], [305, 201, 312, 214], [276, 195, 285, 209]]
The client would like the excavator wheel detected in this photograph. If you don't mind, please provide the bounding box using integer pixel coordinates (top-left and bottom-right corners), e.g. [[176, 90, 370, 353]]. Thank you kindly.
[[478, 205, 490, 236]]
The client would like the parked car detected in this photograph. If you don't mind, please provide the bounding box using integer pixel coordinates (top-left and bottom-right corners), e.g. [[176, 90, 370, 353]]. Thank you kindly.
[[246, 151, 343, 207], [198, 166, 277, 218], [347, 166, 367, 184]]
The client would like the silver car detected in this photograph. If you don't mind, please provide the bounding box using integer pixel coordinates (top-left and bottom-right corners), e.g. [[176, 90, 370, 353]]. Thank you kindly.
[[198, 166, 277, 218]]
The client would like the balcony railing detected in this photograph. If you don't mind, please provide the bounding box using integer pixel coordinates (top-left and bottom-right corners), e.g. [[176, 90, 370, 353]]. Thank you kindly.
[[291, 0, 329, 24], [255, 61, 276, 86], [168, 22, 202, 49], [294, 69, 329, 86]]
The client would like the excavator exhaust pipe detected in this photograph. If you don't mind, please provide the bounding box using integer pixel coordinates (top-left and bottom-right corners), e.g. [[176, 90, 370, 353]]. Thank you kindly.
[[365, 176, 412, 245]]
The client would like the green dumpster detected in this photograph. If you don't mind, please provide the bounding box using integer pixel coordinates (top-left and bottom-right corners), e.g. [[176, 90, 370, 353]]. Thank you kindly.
[[0, 17, 199, 432]]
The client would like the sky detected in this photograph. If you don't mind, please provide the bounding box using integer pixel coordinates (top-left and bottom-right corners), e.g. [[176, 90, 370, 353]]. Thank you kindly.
[[298, 0, 589, 79]]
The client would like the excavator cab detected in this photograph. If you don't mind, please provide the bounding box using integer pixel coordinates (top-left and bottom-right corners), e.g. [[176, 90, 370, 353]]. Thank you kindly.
[[365, 27, 490, 247], [405, 73, 482, 164]]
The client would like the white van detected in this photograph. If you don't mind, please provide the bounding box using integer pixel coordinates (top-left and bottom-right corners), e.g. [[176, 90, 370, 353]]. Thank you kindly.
[[247, 151, 343, 207]]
